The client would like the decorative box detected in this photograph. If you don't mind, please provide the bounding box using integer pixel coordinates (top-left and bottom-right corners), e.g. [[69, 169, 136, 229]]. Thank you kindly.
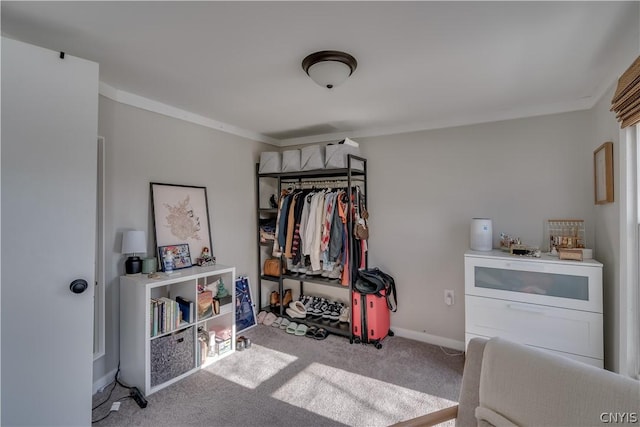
[[325, 144, 364, 170], [281, 149, 301, 172], [258, 151, 281, 174], [300, 145, 325, 171], [215, 337, 232, 356]]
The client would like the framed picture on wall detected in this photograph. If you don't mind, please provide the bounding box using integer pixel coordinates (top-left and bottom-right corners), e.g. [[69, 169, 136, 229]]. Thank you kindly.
[[593, 142, 614, 204], [151, 182, 213, 265]]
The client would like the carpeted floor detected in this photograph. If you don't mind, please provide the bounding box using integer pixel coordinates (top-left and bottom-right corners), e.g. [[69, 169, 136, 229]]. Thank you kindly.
[[92, 325, 464, 426]]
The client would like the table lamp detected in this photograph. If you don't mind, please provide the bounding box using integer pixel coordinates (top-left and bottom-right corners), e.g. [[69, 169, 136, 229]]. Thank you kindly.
[[122, 230, 146, 274]]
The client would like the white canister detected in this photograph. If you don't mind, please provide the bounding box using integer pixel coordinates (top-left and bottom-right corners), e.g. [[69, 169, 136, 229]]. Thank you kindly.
[[470, 218, 493, 251]]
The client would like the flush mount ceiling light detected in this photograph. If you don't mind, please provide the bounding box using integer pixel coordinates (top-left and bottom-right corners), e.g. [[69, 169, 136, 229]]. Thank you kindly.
[[302, 50, 357, 89]]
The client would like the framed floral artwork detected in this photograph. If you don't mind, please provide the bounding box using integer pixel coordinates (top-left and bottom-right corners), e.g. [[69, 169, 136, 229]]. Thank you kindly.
[[150, 182, 212, 265]]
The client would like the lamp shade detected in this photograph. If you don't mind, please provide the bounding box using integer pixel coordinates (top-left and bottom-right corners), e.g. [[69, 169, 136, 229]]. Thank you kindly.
[[307, 61, 352, 89], [121, 230, 146, 254], [302, 50, 357, 89]]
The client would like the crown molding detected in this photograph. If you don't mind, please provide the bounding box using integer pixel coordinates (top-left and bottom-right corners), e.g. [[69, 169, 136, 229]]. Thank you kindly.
[[98, 82, 280, 146]]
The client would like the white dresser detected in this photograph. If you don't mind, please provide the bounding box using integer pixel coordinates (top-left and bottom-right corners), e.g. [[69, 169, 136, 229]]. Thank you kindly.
[[464, 249, 603, 367]]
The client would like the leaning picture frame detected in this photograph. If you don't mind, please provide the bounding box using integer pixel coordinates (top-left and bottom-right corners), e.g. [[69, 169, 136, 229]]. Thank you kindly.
[[235, 276, 256, 333], [594, 142, 614, 204], [151, 182, 213, 266], [157, 244, 192, 271]]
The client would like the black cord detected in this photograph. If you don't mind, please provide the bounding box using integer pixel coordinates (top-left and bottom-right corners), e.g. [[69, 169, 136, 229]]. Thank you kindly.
[[91, 362, 131, 424], [91, 379, 117, 410]]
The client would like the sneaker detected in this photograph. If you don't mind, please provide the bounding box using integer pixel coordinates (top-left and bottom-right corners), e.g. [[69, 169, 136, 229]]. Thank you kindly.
[[306, 269, 323, 276], [327, 264, 343, 280], [320, 301, 332, 319], [310, 298, 325, 317], [339, 306, 350, 323], [329, 303, 343, 321]]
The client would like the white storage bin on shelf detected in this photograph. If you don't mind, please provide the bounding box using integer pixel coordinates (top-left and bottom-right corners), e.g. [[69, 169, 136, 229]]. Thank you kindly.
[[259, 151, 281, 174], [281, 149, 301, 172], [300, 145, 325, 171], [325, 144, 364, 170]]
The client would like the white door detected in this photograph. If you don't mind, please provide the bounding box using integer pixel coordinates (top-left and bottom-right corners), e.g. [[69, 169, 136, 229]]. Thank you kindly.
[[1, 37, 99, 425]]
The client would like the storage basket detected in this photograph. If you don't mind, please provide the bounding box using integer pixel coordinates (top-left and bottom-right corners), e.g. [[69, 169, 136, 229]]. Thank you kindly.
[[325, 144, 364, 170], [281, 149, 301, 172], [300, 145, 325, 171], [258, 151, 281, 174], [150, 327, 195, 387]]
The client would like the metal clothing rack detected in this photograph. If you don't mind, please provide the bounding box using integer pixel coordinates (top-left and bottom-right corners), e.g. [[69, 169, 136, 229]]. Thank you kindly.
[[254, 154, 367, 341]]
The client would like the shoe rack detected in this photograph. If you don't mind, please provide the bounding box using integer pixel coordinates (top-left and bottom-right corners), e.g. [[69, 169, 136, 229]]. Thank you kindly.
[[254, 154, 367, 340]]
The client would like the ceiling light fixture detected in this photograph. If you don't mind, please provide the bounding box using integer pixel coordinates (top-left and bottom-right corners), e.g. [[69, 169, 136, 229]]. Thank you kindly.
[[302, 50, 357, 89]]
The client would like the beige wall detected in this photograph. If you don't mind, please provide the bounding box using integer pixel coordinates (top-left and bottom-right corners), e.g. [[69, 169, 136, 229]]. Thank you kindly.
[[93, 92, 625, 384], [94, 96, 272, 383], [356, 111, 594, 346], [590, 83, 624, 372]]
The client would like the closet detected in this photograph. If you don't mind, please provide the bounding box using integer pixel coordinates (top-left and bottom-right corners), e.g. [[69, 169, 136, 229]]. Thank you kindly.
[[255, 154, 367, 341]]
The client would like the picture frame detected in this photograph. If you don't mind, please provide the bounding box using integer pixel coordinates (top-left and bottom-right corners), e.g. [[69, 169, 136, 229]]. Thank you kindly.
[[235, 276, 256, 333], [157, 244, 192, 271], [594, 142, 614, 204], [151, 182, 213, 265]]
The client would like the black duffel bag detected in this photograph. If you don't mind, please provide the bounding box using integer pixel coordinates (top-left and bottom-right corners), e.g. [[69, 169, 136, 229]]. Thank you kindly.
[[355, 268, 397, 312]]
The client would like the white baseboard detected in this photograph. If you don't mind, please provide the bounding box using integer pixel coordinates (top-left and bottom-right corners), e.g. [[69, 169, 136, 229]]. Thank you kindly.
[[93, 367, 119, 395], [391, 326, 465, 351]]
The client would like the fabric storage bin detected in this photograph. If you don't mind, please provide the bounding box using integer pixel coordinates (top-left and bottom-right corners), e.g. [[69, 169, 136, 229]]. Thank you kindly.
[[258, 151, 281, 174], [325, 144, 365, 170], [300, 145, 325, 171], [150, 326, 195, 387], [281, 149, 301, 172]]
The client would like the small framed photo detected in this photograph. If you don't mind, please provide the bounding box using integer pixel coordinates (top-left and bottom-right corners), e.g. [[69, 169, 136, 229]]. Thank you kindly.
[[158, 244, 192, 270], [594, 141, 614, 204]]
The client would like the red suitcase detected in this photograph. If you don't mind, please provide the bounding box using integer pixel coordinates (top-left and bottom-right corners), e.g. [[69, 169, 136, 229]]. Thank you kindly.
[[352, 289, 394, 348]]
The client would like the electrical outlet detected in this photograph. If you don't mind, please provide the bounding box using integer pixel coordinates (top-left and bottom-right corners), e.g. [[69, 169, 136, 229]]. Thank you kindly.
[[444, 289, 454, 306]]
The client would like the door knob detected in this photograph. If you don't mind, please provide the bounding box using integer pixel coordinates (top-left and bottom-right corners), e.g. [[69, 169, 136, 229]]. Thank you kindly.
[[69, 279, 88, 294]]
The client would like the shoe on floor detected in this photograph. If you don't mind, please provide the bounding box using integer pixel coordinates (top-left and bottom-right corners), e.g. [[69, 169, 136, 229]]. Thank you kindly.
[[286, 322, 298, 334], [272, 316, 283, 328], [279, 318, 291, 330], [305, 325, 319, 338], [295, 323, 308, 336], [314, 328, 329, 340], [257, 311, 268, 324], [263, 312, 278, 326]]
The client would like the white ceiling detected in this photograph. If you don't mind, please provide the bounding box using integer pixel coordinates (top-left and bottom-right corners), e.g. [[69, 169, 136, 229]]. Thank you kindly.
[[2, 1, 638, 146]]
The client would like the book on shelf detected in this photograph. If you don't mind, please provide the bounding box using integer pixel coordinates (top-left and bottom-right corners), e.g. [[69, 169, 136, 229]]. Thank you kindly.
[[197, 290, 213, 319], [150, 298, 159, 337], [176, 296, 194, 324], [149, 297, 182, 336]]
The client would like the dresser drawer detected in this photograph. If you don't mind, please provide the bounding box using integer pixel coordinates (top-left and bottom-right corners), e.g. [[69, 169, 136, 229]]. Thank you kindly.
[[465, 295, 603, 360], [465, 333, 603, 368], [465, 253, 602, 312]]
